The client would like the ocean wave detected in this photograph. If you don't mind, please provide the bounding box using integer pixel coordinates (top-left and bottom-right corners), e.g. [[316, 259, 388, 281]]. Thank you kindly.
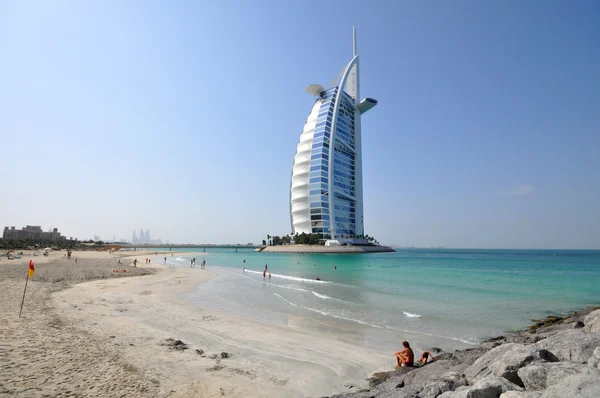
[[245, 269, 331, 284], [403, 311, 422, 318], [176, 257, 188, 262], [273, 293, 382, 328], [312, 291, 331, 299], [272, 293, 477, 346]]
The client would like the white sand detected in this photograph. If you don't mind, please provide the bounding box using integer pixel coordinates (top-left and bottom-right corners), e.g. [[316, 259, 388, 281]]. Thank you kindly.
[[52, 263, 390, 397]]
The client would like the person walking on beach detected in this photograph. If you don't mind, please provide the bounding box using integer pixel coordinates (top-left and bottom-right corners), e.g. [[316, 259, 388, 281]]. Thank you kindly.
[[243, 267, 246, 272], [263, 269, 266, 279], [133, 259, 138, 268], [395, 341, 414, 367], [164, 257, 166, 265]]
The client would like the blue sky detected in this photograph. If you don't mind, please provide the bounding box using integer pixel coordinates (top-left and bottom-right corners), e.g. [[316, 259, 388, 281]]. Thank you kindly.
[[1, 1, 599, 248]]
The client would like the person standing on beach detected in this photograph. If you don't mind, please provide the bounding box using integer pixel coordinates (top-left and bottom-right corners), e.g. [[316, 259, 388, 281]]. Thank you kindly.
[[133, 259, 138, 268], [243, 267, 245, 272], [263, 269, 266, 279], [268, 272, 272, 280]]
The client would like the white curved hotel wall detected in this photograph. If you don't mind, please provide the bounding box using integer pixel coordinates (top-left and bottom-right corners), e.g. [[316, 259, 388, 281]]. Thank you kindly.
[[290, 100, 321, 234]]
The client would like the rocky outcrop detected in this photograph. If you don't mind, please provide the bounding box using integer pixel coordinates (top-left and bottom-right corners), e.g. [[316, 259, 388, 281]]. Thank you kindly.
[[333, 307, 600, 398], [587, 347, 600, 369], [583, 309, 600, 334], [464, 344, 558, 386], [535, 329, 600, 364], [438, 376, 522, 397], [516, 362, 587, 390], [539, 368, 600, 398], [499, 392, 542, 398]]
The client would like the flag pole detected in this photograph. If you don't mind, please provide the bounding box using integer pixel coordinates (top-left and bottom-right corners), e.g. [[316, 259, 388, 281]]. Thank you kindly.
[[19, 273, 29, 318]]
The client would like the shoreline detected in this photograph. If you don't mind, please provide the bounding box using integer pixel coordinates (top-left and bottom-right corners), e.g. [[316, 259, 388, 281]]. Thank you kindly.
[[50, 261, 389, 397], [260, 245, 395, 254], [3, 251, 599, 397]]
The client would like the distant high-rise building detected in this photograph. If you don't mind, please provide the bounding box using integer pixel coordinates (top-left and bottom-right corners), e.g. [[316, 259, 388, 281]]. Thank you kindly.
[[132, 230, 138, 244], [146, 229, 151, 243], [290, 28, 377, 240], [139, 229, 144, 244]]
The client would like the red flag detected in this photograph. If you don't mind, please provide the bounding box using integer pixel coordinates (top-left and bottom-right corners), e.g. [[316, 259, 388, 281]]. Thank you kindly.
[[28, 260, 35, 278]]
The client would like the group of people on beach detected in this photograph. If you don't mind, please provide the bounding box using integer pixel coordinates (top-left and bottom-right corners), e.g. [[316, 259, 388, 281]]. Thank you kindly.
[[395, 341, 435, 368]]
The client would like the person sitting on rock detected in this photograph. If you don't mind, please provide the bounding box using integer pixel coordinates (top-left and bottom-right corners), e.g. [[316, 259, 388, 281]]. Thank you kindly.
[[395, 341, 414, 367], [419, 351, 435, 364]]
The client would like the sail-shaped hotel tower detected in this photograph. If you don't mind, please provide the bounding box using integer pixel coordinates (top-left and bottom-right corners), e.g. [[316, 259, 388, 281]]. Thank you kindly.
[[290, 28, 378, 241]]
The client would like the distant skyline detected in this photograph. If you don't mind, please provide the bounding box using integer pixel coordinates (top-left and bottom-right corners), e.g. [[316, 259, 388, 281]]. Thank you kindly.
[[1, 1, 599, 249]]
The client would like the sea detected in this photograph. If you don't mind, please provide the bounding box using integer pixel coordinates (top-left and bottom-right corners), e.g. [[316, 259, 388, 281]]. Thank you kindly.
[[159, 248, 600, 352]]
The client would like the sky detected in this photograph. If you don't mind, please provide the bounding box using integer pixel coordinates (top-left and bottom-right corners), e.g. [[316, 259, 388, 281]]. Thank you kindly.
[[1, 1, 599, 248]]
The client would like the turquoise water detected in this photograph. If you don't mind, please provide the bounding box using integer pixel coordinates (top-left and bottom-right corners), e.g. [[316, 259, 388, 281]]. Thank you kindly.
[[164, 248, 600, 350]]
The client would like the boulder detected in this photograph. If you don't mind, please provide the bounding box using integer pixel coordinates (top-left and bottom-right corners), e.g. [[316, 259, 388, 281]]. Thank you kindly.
[[499, 392, 542, 398], [516, 362, 587, 390], [587, 347, 600, 368], [450, 346, 492, 367], [464, 343, 558, 387], [438, 376, 522, 398], [583, 309, 600, 334], [573, 321, 585, 329], [535, 329, 600, 364], [418, 372, 468, 398], [539, 368, 600, 398]]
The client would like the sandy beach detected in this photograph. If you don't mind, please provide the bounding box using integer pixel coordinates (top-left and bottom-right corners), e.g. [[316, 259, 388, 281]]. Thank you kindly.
[[1, 250, 388, 397]]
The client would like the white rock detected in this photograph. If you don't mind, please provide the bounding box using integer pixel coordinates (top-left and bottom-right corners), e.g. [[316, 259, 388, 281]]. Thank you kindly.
[[535, 329, 600, 364], [517, 362, 586, 390], [437, 376, 522, 398], [539, 368, 600, 398], [500, 392, 542, 398], [464, 343, 557, 386], [583, 309, 600, 334]]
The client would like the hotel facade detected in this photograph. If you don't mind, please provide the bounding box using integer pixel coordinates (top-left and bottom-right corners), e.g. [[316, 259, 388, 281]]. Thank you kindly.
[[290, 28, 377, 241]]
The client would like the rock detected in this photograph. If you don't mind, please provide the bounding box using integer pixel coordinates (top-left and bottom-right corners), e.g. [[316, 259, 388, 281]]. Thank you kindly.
[[160, 338, 189, 351], [450, 346, 492, 367], [539, 368, 600, 397], [535, 329, 600, 364], [220, 352, 230, 359], [438, 376, 522, 398], [583, 309, 600, 334], [587, 347, 600, 368], [573, 321, 585, 329], [195, 349, 204, 355], [517, 362, 587, 390], [419, 380, 456, 398], [368, 368, 414, 388], [499, 392, 542, 398], [464, 343, 558, 387]]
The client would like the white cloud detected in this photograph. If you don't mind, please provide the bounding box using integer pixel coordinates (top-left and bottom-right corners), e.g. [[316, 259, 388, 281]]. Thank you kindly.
[[508, 184, 534, 197]]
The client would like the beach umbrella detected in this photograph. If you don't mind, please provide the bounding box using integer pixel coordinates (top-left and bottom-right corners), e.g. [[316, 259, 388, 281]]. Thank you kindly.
[[44, 247, 52, 251]]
